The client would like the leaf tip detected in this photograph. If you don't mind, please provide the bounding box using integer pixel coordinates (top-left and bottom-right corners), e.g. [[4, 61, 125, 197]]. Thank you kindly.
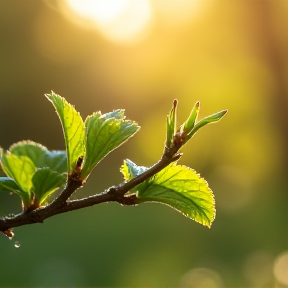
[[222, 109, 228, 115], [44, 90, 55, 98], [173, 99, 178, 109]]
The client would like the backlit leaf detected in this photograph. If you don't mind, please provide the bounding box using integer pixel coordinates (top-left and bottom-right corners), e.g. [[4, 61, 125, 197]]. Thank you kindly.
[[0, 176, 30, 209], [186, 109, 228, 141], [166, 100, 177, 147], [0, 152, 35, 209], [46, 92, 85, 173], [9, 140, 67, 173], [1, 153, 35, 193], [81, 110, 140, 179], [0, 177, 20, 193], [136, 163, 215, 228], [120, 159, 148, 182], [32, 168, 67, 206], [180, 101, 200, 134]]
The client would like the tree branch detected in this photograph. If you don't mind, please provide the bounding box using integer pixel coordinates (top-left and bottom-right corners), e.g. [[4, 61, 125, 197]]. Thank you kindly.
[[0, 144, 182, 235]]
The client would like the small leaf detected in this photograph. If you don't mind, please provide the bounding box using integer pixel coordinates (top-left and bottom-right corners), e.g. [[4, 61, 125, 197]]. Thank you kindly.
[[32, 168, 67, 206], [166, 100, 178, 147], [0, 177, 20, 193], [0, 177, 30, 209], [9, 140, 67, 173], [10, 141, 48, 166], [102, 109, 125, 120], [46, 92, 86, 174], [0, 153, 35, 209], [186, 109, 228, 141], [41, 150, 67, 174], [136, 163, 215, 228], [81, 110, 140, 179], [120, 159, 148, 182], [1, 152, 35, 193], [180, 101, 200, 134]]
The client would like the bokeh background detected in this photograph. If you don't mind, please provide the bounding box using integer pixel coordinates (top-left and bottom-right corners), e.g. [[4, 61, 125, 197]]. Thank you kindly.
[[1, 0, 288, 287]]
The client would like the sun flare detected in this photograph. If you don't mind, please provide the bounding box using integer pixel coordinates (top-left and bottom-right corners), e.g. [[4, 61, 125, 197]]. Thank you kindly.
[[62, 0, 153, 44]]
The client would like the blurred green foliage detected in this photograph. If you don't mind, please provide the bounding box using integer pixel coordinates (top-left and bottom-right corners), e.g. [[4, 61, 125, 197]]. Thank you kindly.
[[1, 0, 288, 287]]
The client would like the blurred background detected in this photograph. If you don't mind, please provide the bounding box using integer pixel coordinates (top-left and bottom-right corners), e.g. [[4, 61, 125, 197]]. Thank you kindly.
[[1, 0, 288, 287]]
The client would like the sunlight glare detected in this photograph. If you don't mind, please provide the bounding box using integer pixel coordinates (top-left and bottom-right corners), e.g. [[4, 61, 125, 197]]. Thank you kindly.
[[66, 0, 128, 25], [62, 0, 153, 44]]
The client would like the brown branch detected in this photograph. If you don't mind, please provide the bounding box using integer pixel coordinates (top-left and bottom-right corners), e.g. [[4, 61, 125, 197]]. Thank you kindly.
[[0, 143, 182, 235]]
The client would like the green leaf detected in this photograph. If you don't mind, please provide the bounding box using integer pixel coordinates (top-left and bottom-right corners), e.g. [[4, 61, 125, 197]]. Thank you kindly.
[[0, 152, 35, 209], [81, 110, 140, 179], [120, 159, 148, 182], [136, 163, 215, 228], [180, 101, 200, 134], [0, 141, 67, 209], [101, 109, 126, 120], [0, 176, 30, 208], [186, 109, 227, 141], [1, 152, 35, 193], [41, 150, 67, 174], [166, 100, 178, 148], [32, 168, 67, 206], [10, 141, 48, 167], [46, 92, 86, 174], [0, 177, 20, 193], [9, 140, 67, 173]]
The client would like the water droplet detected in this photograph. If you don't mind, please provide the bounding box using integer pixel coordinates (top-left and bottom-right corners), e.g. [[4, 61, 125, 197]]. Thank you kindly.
[[14, 241, 20, 248]]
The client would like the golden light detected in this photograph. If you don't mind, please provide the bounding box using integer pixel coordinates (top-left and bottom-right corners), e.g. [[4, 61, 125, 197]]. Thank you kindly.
[[66, 0, 128, 25], [155, 0, 210, 26], [61, 0, 153, 44]]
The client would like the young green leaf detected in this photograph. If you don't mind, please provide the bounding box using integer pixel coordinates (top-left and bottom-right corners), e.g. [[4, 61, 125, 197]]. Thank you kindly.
[[81, 110, 140, 179], [166, 100, 178, 148], [9, 140, 67, 174], [9, 141, 47, 166], [32, 168, 67, 206], [46, 92, 85, 174], [0, 177, 31, 209], [0, 153, 35, 209], [186, 110, 227, 142], [1, 153, 35, 194], [40, 150, 67, 174], [120, 159, 148, 182], [0, 177, 20, 193], [136, 163, 215, 228], [180, 101, 200, 134], [101, 109, 126, 120]]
